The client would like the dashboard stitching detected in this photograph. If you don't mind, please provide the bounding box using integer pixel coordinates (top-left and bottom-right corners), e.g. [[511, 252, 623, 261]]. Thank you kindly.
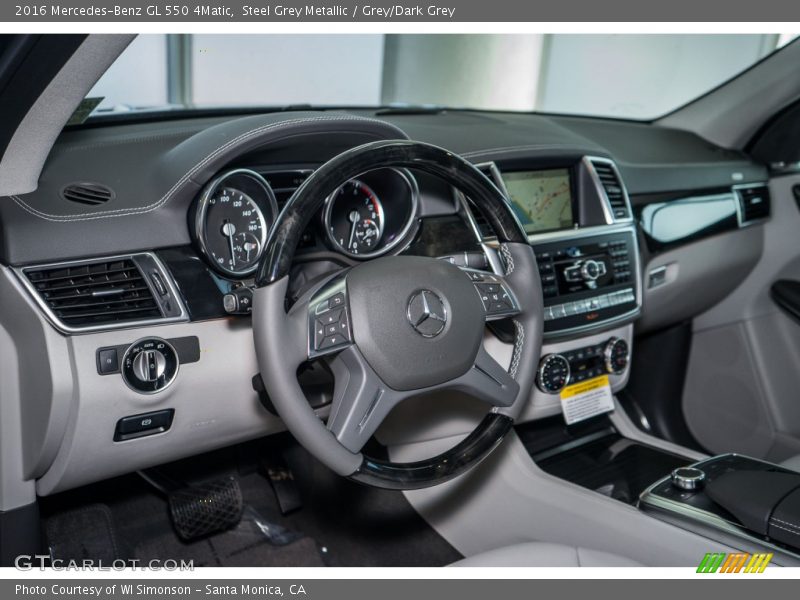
[[9, 116, 406, 223], [509, 320, 524, 379], [461, 144, 595, 159]]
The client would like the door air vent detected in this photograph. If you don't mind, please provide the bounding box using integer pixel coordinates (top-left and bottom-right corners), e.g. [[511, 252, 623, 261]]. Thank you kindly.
[[736, 185, 771, 224], [20, 254, 187, 332], [589, 160, 631, 221], [61, 182, 115, 206]]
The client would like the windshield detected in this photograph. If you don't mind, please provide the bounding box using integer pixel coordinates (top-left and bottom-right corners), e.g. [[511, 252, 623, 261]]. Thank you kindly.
[[88, 33, 799, 121]]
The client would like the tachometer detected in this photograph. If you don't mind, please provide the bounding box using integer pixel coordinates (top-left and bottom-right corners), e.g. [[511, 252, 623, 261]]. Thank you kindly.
[[324, 180, 385, 257], [194, 169, 278, 278]]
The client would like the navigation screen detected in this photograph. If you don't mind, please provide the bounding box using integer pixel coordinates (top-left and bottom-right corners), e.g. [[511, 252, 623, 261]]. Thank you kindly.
[[501, 169, 574, 233]]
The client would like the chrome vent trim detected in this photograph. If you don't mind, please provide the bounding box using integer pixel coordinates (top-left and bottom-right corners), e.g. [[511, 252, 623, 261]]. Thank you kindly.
[[15, 253, 188, 334], [586, 157, 633, 222]]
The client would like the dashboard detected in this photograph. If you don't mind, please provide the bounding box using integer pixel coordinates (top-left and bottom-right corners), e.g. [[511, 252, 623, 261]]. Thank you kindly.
[[0, 108, 771, 496]]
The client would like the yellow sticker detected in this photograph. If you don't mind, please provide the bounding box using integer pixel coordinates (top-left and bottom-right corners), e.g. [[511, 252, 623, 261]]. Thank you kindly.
[[560, 375, 610, 400], [559, 375, 614, 425]]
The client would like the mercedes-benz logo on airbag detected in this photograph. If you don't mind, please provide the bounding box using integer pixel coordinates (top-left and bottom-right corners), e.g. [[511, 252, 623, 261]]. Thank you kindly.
[[407, 290, 448, 338]]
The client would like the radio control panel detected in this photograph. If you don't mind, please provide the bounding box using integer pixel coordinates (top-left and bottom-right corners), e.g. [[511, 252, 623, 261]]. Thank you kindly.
[[533, 229, 640, 336]]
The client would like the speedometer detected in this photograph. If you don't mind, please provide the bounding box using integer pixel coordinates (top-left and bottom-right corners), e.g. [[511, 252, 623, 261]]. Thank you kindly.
[[194, 169, 278, 278]]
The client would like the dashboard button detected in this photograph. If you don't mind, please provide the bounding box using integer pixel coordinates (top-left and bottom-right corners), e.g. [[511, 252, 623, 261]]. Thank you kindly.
[[114, 409, 174, 442], [97, 348, 119, 375]]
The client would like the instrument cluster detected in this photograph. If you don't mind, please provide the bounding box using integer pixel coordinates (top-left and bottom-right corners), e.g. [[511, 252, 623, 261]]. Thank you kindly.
[[191, 167, 420, 278]]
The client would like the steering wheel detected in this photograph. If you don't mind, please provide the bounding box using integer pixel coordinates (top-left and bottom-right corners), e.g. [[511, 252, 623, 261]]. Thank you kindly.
[[252, 140, 543, 490]]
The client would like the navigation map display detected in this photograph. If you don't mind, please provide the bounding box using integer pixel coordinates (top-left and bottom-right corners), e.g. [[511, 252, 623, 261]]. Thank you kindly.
[[501, 169, 574, 233]]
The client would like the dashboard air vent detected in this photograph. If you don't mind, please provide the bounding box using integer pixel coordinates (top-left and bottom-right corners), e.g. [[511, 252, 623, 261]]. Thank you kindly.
[[590, 160, 630, 220], [261, 170, 312, 207], [260, 170, 315, 247], [466, 198, 494, 238], [61, 182, 115, 206], [24, 258, 162, 328], [736, 185, 771, 224]]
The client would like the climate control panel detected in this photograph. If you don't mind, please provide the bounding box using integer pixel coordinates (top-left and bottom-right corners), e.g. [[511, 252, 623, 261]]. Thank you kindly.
[[536, 337, 630, 394]]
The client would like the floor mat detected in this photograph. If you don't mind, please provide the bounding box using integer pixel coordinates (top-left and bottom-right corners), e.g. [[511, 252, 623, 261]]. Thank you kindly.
[[40, 437, 462, 567], [134, 508, 325, 567], [45, 503, 122, 562]]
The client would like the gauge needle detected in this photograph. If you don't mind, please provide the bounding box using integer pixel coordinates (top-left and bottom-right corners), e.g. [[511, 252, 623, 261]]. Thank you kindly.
[[347, 210, 360, 250], [222, 221, 236, 266]]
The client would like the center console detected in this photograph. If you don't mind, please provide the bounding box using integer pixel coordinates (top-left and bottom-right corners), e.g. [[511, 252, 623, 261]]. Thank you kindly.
[[640, 454, 800, 559], [519, 414, 800, 563]]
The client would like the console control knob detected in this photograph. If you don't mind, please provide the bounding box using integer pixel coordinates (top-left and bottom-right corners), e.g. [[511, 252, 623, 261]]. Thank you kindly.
[[604, 337, 629, 375], [122, 338, 179, 394], [132, 349, 166, 382], [536, 353, 571, 394], [580, 259, 602, 281], [671, 467, 706, 491]]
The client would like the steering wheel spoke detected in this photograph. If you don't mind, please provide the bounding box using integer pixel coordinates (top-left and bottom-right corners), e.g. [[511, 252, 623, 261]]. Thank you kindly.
[[448, 344, 520, 407], [326, 345, 408, 453]]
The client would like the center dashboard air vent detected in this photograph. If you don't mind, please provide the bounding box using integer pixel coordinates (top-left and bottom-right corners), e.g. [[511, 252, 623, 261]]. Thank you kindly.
[[589, 159, 631, 221], [19, 254, 187, 333], [260, 169, 317, 248], [61, 182, 115, 206]]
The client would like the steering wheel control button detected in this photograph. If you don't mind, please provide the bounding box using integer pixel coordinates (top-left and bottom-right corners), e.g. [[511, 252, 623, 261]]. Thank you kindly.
[[97, 347, 120, 375], [328, 293, 345, 309], [671, 467, 707, 491], [604, 337, 630, 375], [121, 337, 179, 394], [468, 271, 519, 320], [114, 409, 175, 442], [407, 289, 448, 338], [536, 353, 571, 394], [318, 307, 343, 325], [309, 282, 353, 358]]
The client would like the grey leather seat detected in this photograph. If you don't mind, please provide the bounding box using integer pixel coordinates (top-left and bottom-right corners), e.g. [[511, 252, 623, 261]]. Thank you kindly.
[[450, 542, 642, 567]]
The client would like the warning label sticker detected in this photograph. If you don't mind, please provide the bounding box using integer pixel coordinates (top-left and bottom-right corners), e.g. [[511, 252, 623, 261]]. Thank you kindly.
[[559, 375, 614, 425]]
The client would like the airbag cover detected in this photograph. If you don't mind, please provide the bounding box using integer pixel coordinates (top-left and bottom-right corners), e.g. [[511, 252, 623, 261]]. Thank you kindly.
[[346, 255, 485, 391]]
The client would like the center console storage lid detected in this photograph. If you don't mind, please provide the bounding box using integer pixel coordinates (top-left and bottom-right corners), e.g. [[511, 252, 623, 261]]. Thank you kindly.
[[705, 471, 800, 535], [770, 488, 800, 549]]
